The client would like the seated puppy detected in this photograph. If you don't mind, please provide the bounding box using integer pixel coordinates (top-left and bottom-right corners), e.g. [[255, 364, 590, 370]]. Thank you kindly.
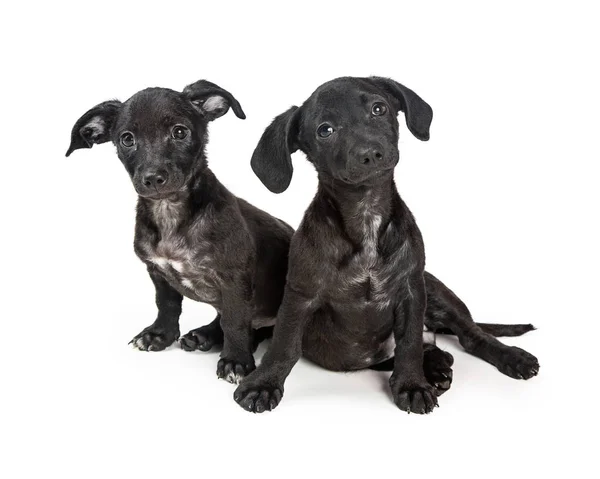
[[66, 80, 293, 383], [235, 76, 539, 414]]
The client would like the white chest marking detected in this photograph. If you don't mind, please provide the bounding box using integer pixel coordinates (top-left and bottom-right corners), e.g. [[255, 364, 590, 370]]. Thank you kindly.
[[146, 199, 220, 302], [341, 196, 412, 310], [150, 256, 185, 272], [342, 198, 384, 293], [152, 200, 185, 236]]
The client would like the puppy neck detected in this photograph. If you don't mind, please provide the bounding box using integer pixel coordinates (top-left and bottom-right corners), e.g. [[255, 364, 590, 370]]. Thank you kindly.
[[139, 166, 226, 233], [148, 195, 187, 236], [317, 172, 396, 242]]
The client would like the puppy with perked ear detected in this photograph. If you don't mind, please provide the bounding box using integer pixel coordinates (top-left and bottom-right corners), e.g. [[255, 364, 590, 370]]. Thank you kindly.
[[235, 76, 539, 414], [67, 80, 293, 384]]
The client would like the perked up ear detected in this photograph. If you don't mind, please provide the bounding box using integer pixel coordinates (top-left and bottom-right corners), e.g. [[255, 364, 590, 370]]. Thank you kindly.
[[367, 77, 433, 141], [183, 80, 246, 121], [66, 100, 122, 157], [251, 106, 299, 194]]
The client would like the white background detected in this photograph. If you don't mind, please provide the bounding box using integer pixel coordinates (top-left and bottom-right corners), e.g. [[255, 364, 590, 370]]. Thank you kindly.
[[1, 1, 598, 477]]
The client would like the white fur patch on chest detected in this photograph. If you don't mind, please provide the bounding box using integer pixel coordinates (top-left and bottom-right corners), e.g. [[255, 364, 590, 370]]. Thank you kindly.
[[349, 198, 383, 271], [362, 213, 382, 265], [152, 200, 184, 236], [144, 199, 220, 302], [339, 198, 387, 304], [337, 196, 412, 311], [149, 255, 184, 272]]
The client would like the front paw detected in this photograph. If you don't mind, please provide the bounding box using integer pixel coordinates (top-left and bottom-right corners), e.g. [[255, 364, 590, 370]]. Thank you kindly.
[[234, 379, 283, 413], [390, 374, 438, 414], [129, 324, 179, 351], [217, 357, 255, 384]]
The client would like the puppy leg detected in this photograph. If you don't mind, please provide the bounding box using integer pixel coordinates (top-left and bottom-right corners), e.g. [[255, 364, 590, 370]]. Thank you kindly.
[[371, 344, 453, 395], [423, 343, 454, 396], [130, 267, 182, 351], [234, 287, 316, 413], [180, 316, 273, 353], [179, 315, 224, 352], [217, 280, 257, 384], [390, 273, 438, 414], [424, 272, 539, 379]]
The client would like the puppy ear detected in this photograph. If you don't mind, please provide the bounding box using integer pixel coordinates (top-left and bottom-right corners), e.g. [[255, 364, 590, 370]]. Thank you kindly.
[[251, 106, 299, 194], [367, 77, 433, 141], [183, 80, 246, 121], [66, 100, 122, 157]]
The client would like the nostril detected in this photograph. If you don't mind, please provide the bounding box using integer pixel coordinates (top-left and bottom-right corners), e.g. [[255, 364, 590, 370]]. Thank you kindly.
[[374, 151, 383, 160], [156, 177, 165, 185], [362, 157, 370, 164], [143, 179, 152, 187]]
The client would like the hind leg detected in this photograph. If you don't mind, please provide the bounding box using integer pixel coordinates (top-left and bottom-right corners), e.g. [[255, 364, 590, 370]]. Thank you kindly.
[[370, 343, 454, 395], [180, 315, 274, 353], [424, 272, 539, 379], [423, 343, 454, 396], [180, 315, 224, 352]]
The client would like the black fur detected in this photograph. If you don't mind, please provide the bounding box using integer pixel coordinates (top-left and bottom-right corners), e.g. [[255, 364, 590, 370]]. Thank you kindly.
[[235, 76, 539, 414], [67, 80, 292, 384]]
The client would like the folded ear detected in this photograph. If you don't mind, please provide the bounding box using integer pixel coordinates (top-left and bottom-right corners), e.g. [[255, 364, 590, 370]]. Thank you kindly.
[[66, 100, 122, 156], [367, 77, 433, 141], [251, 106, 299, 194], [183, 80, 246, 121]]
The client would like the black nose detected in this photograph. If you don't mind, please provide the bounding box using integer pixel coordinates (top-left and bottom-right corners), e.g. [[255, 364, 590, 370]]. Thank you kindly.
[[357, 147, 384, 166], [142, 171, 169, 190]]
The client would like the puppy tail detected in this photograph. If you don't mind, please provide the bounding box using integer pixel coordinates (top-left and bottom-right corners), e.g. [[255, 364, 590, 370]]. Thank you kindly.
[[433, 322, 536, 337], [368, 323, 535, 372]]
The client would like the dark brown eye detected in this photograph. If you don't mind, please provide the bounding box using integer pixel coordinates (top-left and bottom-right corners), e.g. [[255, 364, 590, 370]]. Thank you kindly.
[[372, 102, 387, 116], [172, 125, 188, 140], [120, 132, 135, 148], [317, 123, 334, 138]]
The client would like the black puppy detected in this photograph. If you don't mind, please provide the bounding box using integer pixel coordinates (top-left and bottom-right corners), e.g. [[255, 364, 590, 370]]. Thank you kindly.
[[66, 80, 293, 383], [235, 76, 539, 414]]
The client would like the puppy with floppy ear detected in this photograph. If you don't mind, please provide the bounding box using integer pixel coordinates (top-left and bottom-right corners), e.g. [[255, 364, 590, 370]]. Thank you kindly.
[[250, 106, 299, 194], [67, 80, 293, 384], [235, 76, 538, 414], [67, 80, 246, 157], [66, 101, 121, 156], [183, 80, 246, 121]]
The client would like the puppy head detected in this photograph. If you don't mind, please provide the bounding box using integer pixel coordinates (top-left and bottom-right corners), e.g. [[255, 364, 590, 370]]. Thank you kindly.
[[251, 77, 432, 193], [66, 80, 245, 199]]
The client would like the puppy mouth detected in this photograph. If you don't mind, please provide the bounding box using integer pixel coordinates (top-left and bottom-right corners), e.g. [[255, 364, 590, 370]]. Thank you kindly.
[[340, 166, 395, 185], [135, 178, 186, 200], [137, 191, 182, 201]]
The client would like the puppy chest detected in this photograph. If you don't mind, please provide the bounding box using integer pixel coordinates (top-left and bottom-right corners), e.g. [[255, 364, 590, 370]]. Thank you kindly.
[[334, 239, 413, 309], [335, 263, 393, 309], [145, 240, 221, 303]]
